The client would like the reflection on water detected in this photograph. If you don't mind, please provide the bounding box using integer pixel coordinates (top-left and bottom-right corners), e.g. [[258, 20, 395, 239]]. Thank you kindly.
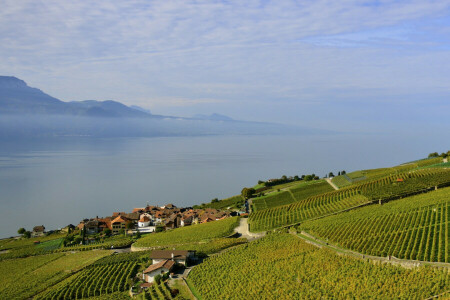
[[0, 134, 447, 238]]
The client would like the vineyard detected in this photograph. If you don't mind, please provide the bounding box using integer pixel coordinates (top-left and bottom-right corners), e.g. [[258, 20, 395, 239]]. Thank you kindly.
[[299, 187, 450, 262], [251, 191, 294, 211], [35, 261, 138, 299], [169, 238, 247, 257], [0, 250, 110, 299], [188, 234, 449, 299], [248, 168, 450, 231], [248, 188, 370, 231], [251, 181, 334, 212], [134, 217, 240, 248], [136, 282, 174, 300]]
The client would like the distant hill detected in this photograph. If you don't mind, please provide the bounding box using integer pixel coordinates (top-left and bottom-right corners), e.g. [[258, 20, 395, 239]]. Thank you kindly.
[[0, 76, 150, 118], [193, 113, 234, 121], [0, 75, 332, 138]]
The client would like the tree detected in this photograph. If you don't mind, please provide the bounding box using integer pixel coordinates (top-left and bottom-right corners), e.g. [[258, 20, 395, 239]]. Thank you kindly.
[[294, 175, 299, 181], [104, 228, 112, 237], [119, 228, 125, 235], [135, 230, 141, 238], [211, 198, 219, 203], [281, 175, 287, 181], [428, 152, 439, 158], [154, 274, 162, 284], [17, 228, 26, 235], [241, 187, 255, 199], [126, 221, 134, 230], [342, 170, 346, 175], [328, 172, 334, 178], [338, 171, 341, 176], [23, 231, 31, 238]]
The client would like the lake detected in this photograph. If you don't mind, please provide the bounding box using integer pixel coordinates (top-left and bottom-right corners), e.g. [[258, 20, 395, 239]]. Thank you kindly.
[[0, 133, 447, 238]]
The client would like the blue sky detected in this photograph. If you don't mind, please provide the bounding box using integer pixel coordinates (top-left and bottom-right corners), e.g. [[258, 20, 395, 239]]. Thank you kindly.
[[1, 0, 450, 131]]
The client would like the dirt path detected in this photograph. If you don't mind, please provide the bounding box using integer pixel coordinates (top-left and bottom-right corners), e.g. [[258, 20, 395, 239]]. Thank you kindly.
[[295, 231, 450, 269], [234, 218, 265, 241], [325, 178, 339, 190]]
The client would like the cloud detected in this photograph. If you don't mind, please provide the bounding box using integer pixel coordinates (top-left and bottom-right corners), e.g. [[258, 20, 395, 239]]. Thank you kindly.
[[1, 0, 450, 126]]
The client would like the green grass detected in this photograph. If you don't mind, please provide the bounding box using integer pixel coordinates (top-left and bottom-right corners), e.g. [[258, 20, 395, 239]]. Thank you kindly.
[[331, 175, 352, 188], [300, 187, 450, 262], [170, 238, 247, 257], [0, 250, 110, 299], [133, 217, 240, 248], [188, 234, 449, 299], [0, 232, 67, 251], [202, 195, 244, 210]]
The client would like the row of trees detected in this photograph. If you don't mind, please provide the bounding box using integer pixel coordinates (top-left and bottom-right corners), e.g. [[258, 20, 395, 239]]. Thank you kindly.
[[428, 151, 450, 158]]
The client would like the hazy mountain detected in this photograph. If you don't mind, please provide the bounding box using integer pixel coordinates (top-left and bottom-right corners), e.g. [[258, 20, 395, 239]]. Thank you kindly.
[[193, 113, 234, 121], [0, 76, 150, 118], [0, 76, 333, 138], [130, 105, 152, 114]]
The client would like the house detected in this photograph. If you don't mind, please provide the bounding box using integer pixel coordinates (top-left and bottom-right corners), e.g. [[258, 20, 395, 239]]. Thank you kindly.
[[142, 259, 175, 283], [111, 215, 129, 234], [61, 224, 76, 233], [138, 216, 151, 227], [150, 250, 196, 266], [85, 220, 100, 234], [180, 215, 193, 227], [32, 225, 45, 237], [162, 203, 176, 209]]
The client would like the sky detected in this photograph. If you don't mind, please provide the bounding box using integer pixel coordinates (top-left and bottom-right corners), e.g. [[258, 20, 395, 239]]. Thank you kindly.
[[1, 0, 450, 131]]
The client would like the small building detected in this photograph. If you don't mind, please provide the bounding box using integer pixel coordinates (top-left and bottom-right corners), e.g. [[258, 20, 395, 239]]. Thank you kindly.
[[142, 259, 175, 283], [111, 215, 128, 234], [150, 250, 196, 266], [32, 225, 45, 237], [138, 216, 151, 228]]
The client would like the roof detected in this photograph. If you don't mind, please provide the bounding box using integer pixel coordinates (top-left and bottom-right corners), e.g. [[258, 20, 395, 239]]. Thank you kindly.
[[33, 225, 45, 232], [112, 215, 128, 224], [150, 250, 192, 260], [139, 216, 150, 222], [140, 282, 153, 288], [143, 259, 175, 274], [132, 208, 145, 213]]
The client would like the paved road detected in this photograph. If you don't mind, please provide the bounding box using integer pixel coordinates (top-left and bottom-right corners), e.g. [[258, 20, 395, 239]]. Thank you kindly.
[[234, 218, 265, 241], [325, 178, 339, 190]]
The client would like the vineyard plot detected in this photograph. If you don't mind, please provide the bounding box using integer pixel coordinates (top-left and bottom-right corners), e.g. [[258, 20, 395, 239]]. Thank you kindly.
[[300, 187, 450, 262], [188, 234, 449, 300]]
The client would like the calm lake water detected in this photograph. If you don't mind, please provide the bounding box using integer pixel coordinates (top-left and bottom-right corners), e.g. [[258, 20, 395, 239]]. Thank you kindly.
[[0, 133, 447, 238]]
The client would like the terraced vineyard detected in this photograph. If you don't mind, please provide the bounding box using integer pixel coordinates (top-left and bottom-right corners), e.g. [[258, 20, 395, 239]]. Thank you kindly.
[[136, 282, 174, 300], [249, 187, 369, 231], [252, 180, 334, 211], [134, 217, 240, 248], [331, 175, 353, 188], [249, 168, 450, 231], [300, 187, 450, 262], [290, 181, 334, 201], [188, 234, 449, 299], [35, 261, 138, 299], [251, 191, 294, 211], [0, 251, 110, 299]]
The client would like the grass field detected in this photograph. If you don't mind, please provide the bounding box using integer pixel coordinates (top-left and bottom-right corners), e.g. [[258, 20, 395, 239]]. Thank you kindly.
[[0, 250, 110, 299], [188, 234, 449, 299], [133, 217, 240, 248], [202, 195, 244, 210], [300, 187, 450, 262]]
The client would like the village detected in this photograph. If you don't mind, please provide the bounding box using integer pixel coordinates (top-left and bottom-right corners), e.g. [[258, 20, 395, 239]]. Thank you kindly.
[[76, 203, 239, 236]]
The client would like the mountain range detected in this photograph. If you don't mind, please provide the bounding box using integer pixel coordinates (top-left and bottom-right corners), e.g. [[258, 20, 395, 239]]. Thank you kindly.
[[0, 76, 329, 138]]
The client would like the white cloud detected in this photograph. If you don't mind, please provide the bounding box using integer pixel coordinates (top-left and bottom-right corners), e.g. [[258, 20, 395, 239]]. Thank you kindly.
[[1, 0, 450, 125]]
